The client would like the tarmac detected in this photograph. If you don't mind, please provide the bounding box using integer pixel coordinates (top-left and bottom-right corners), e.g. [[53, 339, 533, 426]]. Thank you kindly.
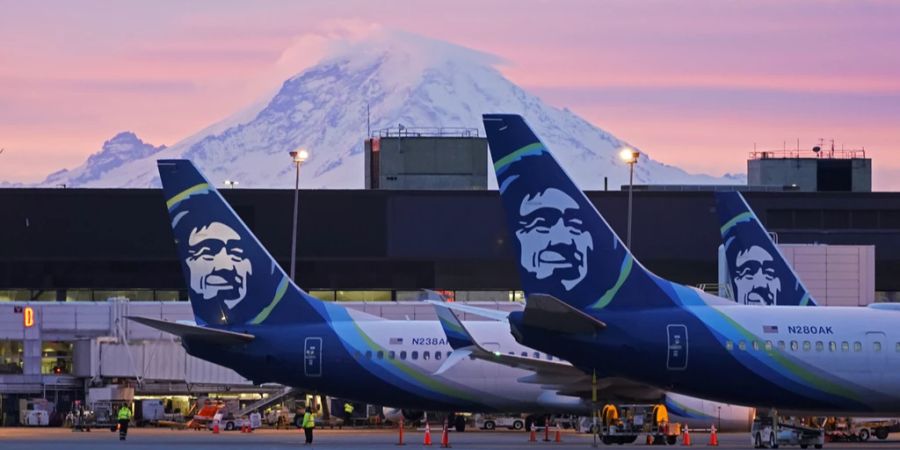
[[1, 427, 899, 450]]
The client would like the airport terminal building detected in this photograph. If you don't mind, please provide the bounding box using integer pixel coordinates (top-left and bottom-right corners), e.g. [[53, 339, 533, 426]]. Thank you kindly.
[[1, 137, 897, 424]]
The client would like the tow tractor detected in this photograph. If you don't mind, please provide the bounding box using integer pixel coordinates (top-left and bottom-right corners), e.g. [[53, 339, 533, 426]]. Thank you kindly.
[[751, 414, 824, 449], [599, 404, 641, 445], [599, 404, 681, 445]]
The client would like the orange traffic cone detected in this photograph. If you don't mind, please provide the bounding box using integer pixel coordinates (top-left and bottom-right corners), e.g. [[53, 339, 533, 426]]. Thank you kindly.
[[396, 418, 406, 446], [544, 419, 551, 442], [424, 421, 433, 446], [646, 434, 653, 445], [708, 425, 718, 447], [682, 425, 692, 446], [555, 422, 562, 443], [440, 419, 451, 448], [529, 423, 537, 442], [213, 420, 220, 434]]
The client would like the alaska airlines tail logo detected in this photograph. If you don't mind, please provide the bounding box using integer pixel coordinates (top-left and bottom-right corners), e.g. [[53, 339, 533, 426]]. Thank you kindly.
[[724, 232, 782, 306], [160, 161, 304, 326], [717, 192, 814, 307], [185, 221, 254, 310], [515, 187, 594, 291], [485, 114, 674, 311], [496, 143, 596, 293]]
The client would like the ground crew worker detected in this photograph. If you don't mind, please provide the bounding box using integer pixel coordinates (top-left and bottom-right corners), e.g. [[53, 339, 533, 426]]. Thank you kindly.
[[117, 404, 132, 441], [343, 402, 354, 427], [301, 406, 315, 444]]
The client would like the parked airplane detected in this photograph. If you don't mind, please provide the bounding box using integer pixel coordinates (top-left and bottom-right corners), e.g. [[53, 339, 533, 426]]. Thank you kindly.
[[716, 191, 816, 306], [482, 113, 900, 414], [131, 160, 585, 418], [129, 159, 753, 429]]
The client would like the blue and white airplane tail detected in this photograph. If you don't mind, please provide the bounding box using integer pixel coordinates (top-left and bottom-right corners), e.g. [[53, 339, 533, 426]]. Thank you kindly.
[[157, 160, 331, 327], [483, 114, 675, 313], [715, 192, 816, 306]]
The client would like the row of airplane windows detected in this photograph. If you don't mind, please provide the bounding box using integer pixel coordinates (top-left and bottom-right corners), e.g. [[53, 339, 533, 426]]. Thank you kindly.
[[354, 350, 559, 362], [725, 339, 895, 353]]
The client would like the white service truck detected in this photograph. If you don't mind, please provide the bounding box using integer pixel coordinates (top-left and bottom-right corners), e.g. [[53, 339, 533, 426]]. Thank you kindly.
[[475, 415, 525, 431], [752, 416, 824, 449]]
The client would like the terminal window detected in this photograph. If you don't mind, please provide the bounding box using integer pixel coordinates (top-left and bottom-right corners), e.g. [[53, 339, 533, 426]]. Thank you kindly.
[[0, 340, 24, 374], [92, 290, 154, 301], [41, 341, 73, 374]]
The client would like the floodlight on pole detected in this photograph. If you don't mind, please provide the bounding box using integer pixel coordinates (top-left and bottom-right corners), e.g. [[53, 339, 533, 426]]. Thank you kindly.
[[620, 148, 640, 249], [291, 149, 310, 164], [289, 148, 310, 282]]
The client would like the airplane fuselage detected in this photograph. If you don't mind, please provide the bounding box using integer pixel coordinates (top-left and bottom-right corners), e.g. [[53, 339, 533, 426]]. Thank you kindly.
[[513, 295, 900, 414], [181, 313, 751, 429], [184, 318, 588, 414]]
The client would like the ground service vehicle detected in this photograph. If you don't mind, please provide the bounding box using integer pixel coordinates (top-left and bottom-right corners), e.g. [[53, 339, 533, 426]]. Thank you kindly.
[[476, 415, 525, 430], [752, 416, 824, 449]]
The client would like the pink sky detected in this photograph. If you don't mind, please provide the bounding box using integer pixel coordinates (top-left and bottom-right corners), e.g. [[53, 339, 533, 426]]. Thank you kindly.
[[2, 0, 899, 187]]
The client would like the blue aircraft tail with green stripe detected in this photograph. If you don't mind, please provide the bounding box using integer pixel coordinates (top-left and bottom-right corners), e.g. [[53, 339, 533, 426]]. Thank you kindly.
[[715, 191, 816, 306], [158, 160, 325, 327], [483, 114, 675, 312]]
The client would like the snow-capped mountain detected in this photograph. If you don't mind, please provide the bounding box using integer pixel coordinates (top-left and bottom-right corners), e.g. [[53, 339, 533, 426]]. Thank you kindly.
[[34, 32, 743, 189], [40, 132, 166, 187]]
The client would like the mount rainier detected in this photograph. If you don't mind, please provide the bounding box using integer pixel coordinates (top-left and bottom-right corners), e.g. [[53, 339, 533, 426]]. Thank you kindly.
[[30, 33, 743, 189]]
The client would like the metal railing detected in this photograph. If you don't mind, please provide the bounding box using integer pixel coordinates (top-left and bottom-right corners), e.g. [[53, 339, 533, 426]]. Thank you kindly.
[[749, 148, 866, 160], [372, 126, 479, 138]]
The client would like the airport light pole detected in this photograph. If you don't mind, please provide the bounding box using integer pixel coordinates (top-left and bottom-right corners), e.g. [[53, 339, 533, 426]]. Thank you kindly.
[[619, 148, 640, 248], [289, 149, 310, 282]]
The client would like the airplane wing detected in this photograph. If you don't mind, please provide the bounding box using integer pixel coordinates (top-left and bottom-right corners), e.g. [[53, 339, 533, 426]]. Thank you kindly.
[[126, 316, 255, 345], [521, 293, 606, 334], [430, 303, 664, 402], [431, 303, 583, 377]]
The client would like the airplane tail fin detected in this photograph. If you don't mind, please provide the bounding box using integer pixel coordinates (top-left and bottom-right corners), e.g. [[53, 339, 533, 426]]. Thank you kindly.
[[715, 192, 816, 306], [157, 160, 329, 326], [483, 114, 672, 312]]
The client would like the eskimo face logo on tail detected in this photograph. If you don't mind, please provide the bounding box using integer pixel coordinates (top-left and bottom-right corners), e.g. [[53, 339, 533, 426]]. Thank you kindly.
[[185, 221, 253, 309], [723, 219, 782, 306], [516, 188, 593, 291], [731, 245, 781, 306]]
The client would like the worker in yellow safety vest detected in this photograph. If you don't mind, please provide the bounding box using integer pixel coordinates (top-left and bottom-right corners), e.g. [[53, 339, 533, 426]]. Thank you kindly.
[[343, 402, 354, 427], [117, 404, 132, 441], [301, 406, 315, 444]]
